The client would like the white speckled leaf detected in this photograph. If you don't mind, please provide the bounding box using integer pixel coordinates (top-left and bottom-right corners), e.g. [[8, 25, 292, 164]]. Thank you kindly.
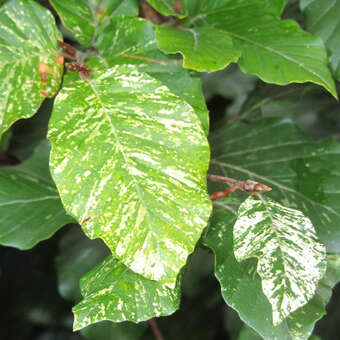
[[0, 0, 63, 138], [204, 198, 340, 340], [73, 256, 180, 330], [96, 16, 210, 135], [50, 0, 138, 46], [48, 59, 211, 286], [233, 196, 326, 325], [0, 140, 74, 249]]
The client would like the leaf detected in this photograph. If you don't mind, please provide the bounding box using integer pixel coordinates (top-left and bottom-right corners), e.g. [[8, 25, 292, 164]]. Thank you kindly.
[[300, 0, 340, 81], [50, 0, 138, 46], [209, 117, 340, 253], [48, 59, 211, 286], [95, 16, 209, 135], [154, 0, 337, 97], [233, 196, 326, 325], [81, 320, 147, 340], [203, 198, 340, 340], [55, 225, 110, 302], [238, 325, 262, 340], [0, 140, 73, 249], [146, 0, 183, 17], [0, 0, 63, 138], [155, 26, 241, 72], [73, 256, 180, 330]]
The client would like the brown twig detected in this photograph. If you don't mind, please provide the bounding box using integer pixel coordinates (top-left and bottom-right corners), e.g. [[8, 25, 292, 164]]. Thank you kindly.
[[148, 318, 166, 340]]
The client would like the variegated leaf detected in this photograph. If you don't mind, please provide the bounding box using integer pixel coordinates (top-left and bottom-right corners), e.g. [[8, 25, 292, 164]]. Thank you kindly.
[[233, 196, 326, 325], [48, 59, 211, 286], [0, 0, 63, 138], [73, 256, 180, 330]]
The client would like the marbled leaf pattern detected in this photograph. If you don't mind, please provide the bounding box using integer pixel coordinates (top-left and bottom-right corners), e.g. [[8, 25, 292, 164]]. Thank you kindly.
[[48, 59, 211, 286], [233, 196, 326, 325], [0, 0, 63, 137], [73, 256, 180, 330]]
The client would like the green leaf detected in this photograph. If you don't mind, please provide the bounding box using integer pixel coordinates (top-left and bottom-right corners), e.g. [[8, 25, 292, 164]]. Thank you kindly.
[[300, 0, 340, 81], [209, 117, 340, 253], [0, 141, 73, 249], [50, 0, 138, 46], [96, 16, 209, 135], [154, 0, 336, 97], [234, 196, 326, 325], [146, 0, 183, 17], [238, 325, 262, 340], [204, 199, 340, 340], [0, 0, 63, 138], [73, 256, 180, 330], [48, 60, 211, 286], [81, 320, 147, 340], [155, 26, 241, 72], [55, 225, 110, 302]]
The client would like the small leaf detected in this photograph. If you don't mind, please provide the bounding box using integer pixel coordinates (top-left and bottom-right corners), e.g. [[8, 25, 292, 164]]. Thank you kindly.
[[0, 140, 73, 249], [155, 26, 241, 72], [48, 60, 211, 286], [204, 199, 340, 340], [96, 16, 210, 134], [209, 117, 340, 253], [233, 196, 326, 325], [300, 0, 340, 81], [50, 0, 138, 46], [73, 256, 180, 330], [0, 0, 63, 138]]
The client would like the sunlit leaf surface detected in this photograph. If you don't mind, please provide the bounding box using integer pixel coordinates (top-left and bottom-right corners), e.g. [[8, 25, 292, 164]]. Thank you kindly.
[[233, 196, 326, 325], [0, 141, 73, 249], [48, 59, 211, 286], [73, 256, 180, 330], [0, 0, 63, 137]]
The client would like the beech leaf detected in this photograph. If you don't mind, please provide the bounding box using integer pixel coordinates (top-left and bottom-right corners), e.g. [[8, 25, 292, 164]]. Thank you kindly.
[[233, 196, 326, 325]]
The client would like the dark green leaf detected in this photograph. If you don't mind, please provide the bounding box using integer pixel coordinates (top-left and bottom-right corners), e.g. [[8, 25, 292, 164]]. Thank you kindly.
[[209, 117, 340, 253], [234, 196, 326, 325], [300, 0, 340, 81], [48, 59, 211, 286], [0, 141, 73, 249], [73, 256, 180, 330], [204, 199, 340, 340], [50, 0, 138, 46], [146, 0, 183, 17], [96, 16, 209, 134], [55, 225, 110, 302], [0, 0, 63, 138]]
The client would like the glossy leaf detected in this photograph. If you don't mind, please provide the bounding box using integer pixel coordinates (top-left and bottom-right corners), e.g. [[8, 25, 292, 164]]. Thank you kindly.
[[155, 26, 241, 72], [154, 0, 336, 96], [209, 117, 340, 253], [96, 16, 209, 134], [50, 0, 138, 46], [0, 141, 73, 249], [0, 0, 63, 138], [73, 256, 180, 330], [48, 60, 211, 286], [300, 0, 340, 81], [55, 225, 110, 302], [234, 196, 326, 325], [146, 0, 182, 17], [204, 198, 340, 340]]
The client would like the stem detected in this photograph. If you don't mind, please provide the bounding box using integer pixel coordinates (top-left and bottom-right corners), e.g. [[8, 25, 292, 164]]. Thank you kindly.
[[207, 174, 239, 186], [148, 318, 166, 340]]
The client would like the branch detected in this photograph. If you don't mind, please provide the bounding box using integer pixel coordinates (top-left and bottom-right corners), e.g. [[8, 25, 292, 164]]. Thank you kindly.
[[148, 318, 166, 340]]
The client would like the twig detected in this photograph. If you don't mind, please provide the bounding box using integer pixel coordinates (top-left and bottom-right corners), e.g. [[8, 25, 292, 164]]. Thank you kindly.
[[148, 318, 166, 340]]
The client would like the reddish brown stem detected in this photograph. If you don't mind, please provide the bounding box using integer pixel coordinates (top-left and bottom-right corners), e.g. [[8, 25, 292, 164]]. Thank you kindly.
[[210, 187, 237, 201], [148, 318, 166, 340]]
